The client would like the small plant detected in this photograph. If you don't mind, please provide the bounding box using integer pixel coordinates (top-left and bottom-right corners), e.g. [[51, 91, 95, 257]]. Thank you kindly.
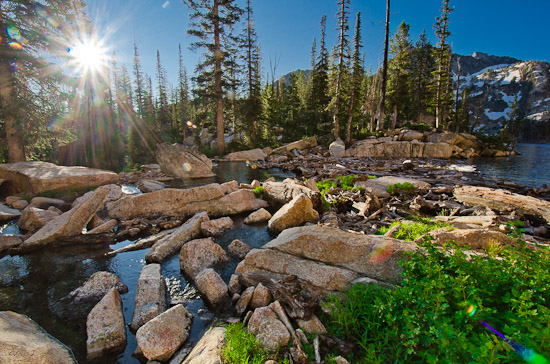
[[336, 175, 358, 191], [221, 323, 269, 364], [324, 240, 550, 363], [387, 182, 416, 195], [507, 219, 526, 239], [377, 219, 455, 242], [316, 180, 337, 196], [253, 186, 264, 198], [368, 175, 377, 179], [437, 208, 451, 217]]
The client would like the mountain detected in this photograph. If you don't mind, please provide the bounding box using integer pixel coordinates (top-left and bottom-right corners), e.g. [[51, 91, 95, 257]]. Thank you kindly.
[[454, 52, 550, 142]]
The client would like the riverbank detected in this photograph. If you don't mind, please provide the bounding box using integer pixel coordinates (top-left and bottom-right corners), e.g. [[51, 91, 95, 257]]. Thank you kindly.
[[1, 142, 549, 363]]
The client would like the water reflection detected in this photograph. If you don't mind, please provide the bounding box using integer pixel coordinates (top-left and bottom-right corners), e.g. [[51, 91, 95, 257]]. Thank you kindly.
[[473, 143, 550, 187]]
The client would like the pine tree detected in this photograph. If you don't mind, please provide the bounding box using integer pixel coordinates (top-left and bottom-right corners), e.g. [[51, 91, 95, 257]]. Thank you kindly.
[[133, 41, 145, 118], [410, 29, 435, 124], [241, 0, 262, 146], [185, 0, 243, 155], [177, 44, 190, 142], [387, 21, 412, 130], [312, 15, 330, 134], [432, 0, 454, 129], [345, 12, 364, 142], [155, 49, 170, 140], [330, 0, 351, 140], [376, 0, 391, 131], [0, 0, 88, 162]]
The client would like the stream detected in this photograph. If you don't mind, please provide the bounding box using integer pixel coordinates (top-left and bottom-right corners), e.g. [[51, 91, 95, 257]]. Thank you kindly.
[[0, 162, 293, 364]]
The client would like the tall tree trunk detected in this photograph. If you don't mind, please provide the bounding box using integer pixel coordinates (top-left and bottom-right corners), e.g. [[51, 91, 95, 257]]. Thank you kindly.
[[0, 9, 26, 162], [213, 0, 225, 155], [392, 103, 398, 130], [376, 0, 390, 131], [454, 62, 461, 133], [345, 92, 355, 143]]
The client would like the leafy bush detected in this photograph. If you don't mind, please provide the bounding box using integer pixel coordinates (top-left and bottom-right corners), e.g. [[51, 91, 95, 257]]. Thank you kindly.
[[253, 186, 264, 198], [316, 180, 337, 196], [222, 323, 269, 364], [336, 175, 358, 191], [404, 122, 433, 132], [387, 182, 416, 195], [377, 219, 455, 242], [324, 242, 550, 363]]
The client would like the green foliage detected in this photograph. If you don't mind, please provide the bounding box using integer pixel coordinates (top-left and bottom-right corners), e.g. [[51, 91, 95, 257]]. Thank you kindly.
[[253, 186, 264, 198], [377, 219, 455, 242], [336, 175, 358, 191], [387, 182, 416, 195], [316, 180, 337, 196], [324, 241, 550, 363], [404, 122, 433, 132], [221, 323, 269, 364], [507, 220, 526, 239]]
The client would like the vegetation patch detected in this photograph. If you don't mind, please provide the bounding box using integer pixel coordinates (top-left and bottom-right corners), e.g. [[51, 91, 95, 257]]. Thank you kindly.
[[387, 182, 416, 195], [253, 186, 264, 198], [38, 185, 97, 202], [377, 218, 455, 242], [222, 323, 269, 364], [324, 241, 550, 363]]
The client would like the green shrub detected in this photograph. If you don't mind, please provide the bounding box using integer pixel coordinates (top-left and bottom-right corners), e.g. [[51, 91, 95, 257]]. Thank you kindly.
[[253, 186, 264, 198], [324, 242, 550, 363], [221, 323, 269, 364], [377, 219, 455, 242], [387, 182, 416, 195], [336, 175, 358, 191], [316, 180, 337, 196]]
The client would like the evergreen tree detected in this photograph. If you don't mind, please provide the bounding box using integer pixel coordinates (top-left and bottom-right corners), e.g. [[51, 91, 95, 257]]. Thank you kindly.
[[133, 41, 145, 118], [387, 21, 412, 129], [177, 44, 190, 142], [185, 0, 243, 154], [432, 0, 454, 129], [330, 0, 351, 140], [345, 12, 364, 143], [410, 29, 435, 124], [312, 15, 330, 134], [0, 0, 88, 162], [155, 49, 170, 140], [376, 0, 391, 131], [241, 0, 262, 145]]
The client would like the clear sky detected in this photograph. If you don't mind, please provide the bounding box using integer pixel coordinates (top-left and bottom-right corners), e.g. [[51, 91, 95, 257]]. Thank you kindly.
[[86, 0, 550, 89]]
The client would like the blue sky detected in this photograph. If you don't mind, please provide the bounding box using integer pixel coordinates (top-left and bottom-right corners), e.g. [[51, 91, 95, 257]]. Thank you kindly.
[[86, 0, 549, 88]]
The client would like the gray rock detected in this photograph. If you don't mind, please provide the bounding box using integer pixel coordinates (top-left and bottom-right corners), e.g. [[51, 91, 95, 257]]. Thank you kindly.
[[180, 238, 228, 280], [136, 304, 193, 362], [249, 283, 272, 309], [235, 286, 255, 315], [86, 288, 126, 361], [20, 185, 111, 251], [136, 179, 166, 193], [228, 274, 242, 295], [18, 206, 61, 232], [0, 202, 21, 222], [181, 327, 225, 364], [130, 264, 167, 331], [247, 307, 290, 352], [86, 219, 117, 234], [228, 239, 252, 260], [0, 235, 22, 256], [66, 271, 128, 304], [268, 193, 319, 233], [0, 311, 76, 364], [146, 211, 209, 263], [224, 148, 267, 161], [194, 268, 229, 307], [243, 208, 272, 225], [200, 216, 234, 236], [329, 138, 346, 158], [155, 143, 215, 178]]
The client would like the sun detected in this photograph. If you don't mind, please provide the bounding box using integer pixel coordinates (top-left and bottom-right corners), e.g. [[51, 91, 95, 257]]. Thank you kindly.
[[69, 38, 108, 74]]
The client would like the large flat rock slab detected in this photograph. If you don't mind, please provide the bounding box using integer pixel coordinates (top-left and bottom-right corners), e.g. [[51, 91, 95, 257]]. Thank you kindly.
[[19, 186, 110, 251], [181, 327, 225, 364], [0, 311, 76, 363], [0, 202, 21, 222], [264, 225, 416, 283], [130, 264, 167, 332], [454, 186, 550, 224], [0, 161, 118, 195], [355, 176, 431, 198], [107, 184, 267, 220], [156, 143, 215, 178]]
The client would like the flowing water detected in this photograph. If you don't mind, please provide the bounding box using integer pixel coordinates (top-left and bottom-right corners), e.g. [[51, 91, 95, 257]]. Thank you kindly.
[[0, 163, 289, 363], [473, 143, 550, 188]]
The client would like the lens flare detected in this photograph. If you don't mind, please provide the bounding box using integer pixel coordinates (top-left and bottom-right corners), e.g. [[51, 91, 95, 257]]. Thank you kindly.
[[466, 304, 477, 317], [6, 26, 21, 41], [186, 121, 193, 127], [8, 41, 23, 50]]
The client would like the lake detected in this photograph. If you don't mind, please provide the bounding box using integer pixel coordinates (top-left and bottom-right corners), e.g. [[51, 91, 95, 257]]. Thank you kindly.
[[473, 143, 550, 188]]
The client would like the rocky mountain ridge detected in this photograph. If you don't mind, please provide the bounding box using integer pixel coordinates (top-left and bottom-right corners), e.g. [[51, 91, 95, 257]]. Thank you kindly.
[[454, 52, 550, 142]]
